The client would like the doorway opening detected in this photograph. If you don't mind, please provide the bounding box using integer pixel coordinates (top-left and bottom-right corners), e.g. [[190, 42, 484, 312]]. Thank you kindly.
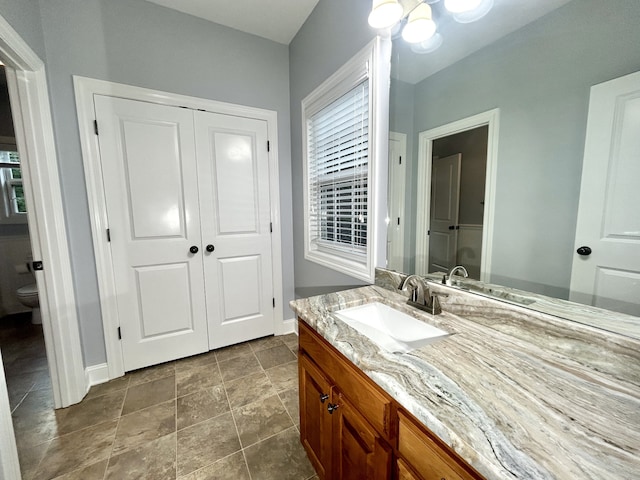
[[428, 126, 488, 279], [0, 61, 52, 411], [415, 109, 499, 281]]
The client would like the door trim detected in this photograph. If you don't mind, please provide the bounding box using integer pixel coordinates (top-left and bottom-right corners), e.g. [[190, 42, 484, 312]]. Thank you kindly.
[[0, 15, 85, 411], [387, 131, 407, 272], [415, 109, 499, 281], [74, 76, 284, 379]]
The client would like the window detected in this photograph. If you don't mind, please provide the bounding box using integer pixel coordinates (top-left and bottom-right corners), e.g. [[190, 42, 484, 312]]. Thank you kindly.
[[302, 38, 390, 282], [0, 148, 27, 221], [310, 80, 369, 256]]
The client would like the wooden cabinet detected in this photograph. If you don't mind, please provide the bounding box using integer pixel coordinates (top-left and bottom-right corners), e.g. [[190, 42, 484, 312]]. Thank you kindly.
[[397, 411, 475, 480], [397, 459, 422, 480], [332, 391, 392, 480], [299, 354, 333, 478], [299, 321, 391, 480], [298, 319, 485, 480]]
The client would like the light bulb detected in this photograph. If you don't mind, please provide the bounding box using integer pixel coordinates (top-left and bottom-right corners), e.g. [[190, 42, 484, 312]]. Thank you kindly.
[[368, 0, 404, 29], [410, 33, 443, 54], [452, 0, 494, 23], [402, 3, 437, 44], [444, 0, 482, 14]]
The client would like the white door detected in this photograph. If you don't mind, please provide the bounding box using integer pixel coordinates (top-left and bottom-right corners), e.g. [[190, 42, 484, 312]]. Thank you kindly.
[[570, 71, 640, 316], [194, 111, 274, 349], [429, 154, 461, 273], [95, 96, 208, 371], [387, 132, 406, 272]]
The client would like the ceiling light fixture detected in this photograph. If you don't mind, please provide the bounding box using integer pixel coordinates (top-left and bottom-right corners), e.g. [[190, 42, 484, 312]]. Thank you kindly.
[[368, 0, 493, 53], [402, 3, 437, 44], [451, 0, 494, 23], [443, 0, 482, 14], [368, 0, 405, 29]]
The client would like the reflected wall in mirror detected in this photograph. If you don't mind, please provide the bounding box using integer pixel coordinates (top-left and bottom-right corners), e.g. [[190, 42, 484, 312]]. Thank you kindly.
[[387, 0, 640, 332]]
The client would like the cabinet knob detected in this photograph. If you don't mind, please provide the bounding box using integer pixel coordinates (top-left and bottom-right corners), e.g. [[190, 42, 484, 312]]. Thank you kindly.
[[319, 393, 329, 403], [189, 245, 199, 254], [206, 244, 215, 253], [327, 403, 339, 414]]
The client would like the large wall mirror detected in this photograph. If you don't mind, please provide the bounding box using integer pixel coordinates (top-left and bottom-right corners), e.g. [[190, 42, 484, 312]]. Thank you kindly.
[[386, 0, 640, 337]]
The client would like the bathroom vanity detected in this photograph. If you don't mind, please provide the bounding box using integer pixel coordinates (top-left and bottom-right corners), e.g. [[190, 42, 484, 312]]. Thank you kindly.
[[298, 319, 483, 480], [290, 274, 640, 479]]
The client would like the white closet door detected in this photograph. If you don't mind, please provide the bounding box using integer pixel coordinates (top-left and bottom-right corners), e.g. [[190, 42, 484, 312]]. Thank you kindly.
[[194, 111, 275, 349], [95, 95, 208, 371]]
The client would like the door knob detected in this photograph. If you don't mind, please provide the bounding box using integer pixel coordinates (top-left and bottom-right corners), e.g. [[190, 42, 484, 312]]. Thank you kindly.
[[576, 246, 592, 256], [206, 244, 215, 253], [189, 246, 199, 254]]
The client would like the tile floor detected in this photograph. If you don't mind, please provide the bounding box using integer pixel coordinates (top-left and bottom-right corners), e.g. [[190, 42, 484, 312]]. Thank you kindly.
[[1, 313, 318, 480]]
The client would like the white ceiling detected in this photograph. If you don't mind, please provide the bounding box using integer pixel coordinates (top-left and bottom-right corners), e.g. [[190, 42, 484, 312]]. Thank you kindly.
[[144, 0, 320, 45]]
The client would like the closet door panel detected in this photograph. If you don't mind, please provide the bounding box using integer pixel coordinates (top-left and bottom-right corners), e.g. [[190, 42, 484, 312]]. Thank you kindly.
[[195, 111, 275, 349], [95, 95, 208, 371]]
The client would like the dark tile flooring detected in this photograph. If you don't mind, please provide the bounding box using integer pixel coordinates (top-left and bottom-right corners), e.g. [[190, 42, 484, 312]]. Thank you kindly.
[[1, 314, 318, 480]]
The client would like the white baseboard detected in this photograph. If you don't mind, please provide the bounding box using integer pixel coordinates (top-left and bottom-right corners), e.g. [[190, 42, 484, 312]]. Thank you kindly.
[[279, 317, 297, 335], [85, 363, 109, 389]]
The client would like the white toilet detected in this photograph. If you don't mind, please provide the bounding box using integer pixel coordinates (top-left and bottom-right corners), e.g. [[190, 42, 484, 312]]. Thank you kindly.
[[16, 283, 41, 325]]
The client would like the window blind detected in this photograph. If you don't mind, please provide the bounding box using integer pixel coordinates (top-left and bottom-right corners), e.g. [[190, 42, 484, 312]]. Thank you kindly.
[[307, 80, 369, 258]]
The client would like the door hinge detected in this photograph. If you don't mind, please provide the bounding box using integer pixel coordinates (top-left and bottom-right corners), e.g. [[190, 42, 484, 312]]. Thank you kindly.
[[93, 120, 99, 135], [267, 141, 270, 152], [270, 222, 273, 233], [272, 298, 275, 308], [399, 155, 402, 165], [397, 217, 400, 226], [106, 228, 111, 242], [117, 327, 122, 340], [427, 230, 430, 235]]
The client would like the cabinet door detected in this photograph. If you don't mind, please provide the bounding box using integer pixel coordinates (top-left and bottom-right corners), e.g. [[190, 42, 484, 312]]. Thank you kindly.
[[398, 411, 472, 480], [397, 459, 421, 480], [331, 391, 392, 480], [299, 354, 333, 479]]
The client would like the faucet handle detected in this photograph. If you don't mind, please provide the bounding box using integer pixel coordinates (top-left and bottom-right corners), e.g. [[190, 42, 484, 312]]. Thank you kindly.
[[427, 291, 448, 315]]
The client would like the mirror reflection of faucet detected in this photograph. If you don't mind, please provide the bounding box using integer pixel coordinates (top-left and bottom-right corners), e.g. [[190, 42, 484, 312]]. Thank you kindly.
[[444, 265, 469, 286]]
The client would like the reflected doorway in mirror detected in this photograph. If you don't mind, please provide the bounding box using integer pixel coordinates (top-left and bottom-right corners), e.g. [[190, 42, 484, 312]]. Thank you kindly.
[[414, 109, 499, 282]]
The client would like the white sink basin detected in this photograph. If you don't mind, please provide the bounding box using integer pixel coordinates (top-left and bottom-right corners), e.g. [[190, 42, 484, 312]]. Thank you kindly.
[[334, 302, 449, 353]]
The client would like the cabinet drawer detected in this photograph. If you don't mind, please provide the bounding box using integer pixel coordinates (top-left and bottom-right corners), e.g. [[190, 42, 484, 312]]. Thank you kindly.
[[398, 411, 479, 480], [299, 320, 392, 439]]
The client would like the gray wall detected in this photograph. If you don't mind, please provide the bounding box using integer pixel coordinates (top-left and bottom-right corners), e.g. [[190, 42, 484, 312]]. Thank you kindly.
[[289, 0, 377, 290], [408, 0, 640, 298], [0, 0, 46, 60], [24, 0, 293, 366]]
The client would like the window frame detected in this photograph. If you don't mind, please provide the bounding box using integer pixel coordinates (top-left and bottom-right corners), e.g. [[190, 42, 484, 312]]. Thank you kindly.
[[302, 37, 390, 282], [0, 139, 28, 224]]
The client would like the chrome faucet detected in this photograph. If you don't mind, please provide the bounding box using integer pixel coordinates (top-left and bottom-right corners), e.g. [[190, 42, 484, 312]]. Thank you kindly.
[[398, 274, 446, 315], [445, 265, 469, 286]]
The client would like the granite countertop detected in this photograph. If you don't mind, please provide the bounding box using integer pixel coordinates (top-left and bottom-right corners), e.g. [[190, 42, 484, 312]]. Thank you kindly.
[[422, 272, 640, 340], [289, 283, 640, 480]]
